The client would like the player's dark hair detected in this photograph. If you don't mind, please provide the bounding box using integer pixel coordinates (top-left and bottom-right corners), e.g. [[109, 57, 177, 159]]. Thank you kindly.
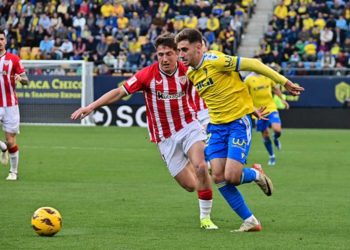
[[0, 30, 5, 36], [175, 28, 202, 44], [154, 33, 177, 51]]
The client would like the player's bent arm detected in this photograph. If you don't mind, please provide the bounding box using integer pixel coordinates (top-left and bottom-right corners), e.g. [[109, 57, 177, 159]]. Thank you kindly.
[[71, 87, 127, 120]]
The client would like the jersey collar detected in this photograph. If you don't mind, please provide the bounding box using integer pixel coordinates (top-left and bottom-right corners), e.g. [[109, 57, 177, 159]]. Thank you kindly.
[[0, 51, 6, 58], [193, 53, 205, 70], [159, 62, 178, 77]]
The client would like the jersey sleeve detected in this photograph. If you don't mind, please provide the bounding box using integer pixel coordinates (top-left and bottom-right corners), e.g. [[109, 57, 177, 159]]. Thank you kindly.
[[207, 52, 241, 72], [122, 67, 149, 95], [13, 55, 25, 75]]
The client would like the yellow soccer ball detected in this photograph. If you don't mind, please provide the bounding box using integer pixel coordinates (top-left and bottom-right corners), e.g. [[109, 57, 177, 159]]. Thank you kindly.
[[31, 207, 62, 236]]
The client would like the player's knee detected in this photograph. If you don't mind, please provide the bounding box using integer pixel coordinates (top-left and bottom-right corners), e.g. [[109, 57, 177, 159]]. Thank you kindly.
[[224, 171, 241, 186], [274, 131, 281, 138], [195, 162, 208, 177], [211, 172, 224, 184]]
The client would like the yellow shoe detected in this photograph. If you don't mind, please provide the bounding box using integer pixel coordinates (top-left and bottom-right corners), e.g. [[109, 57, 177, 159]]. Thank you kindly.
[[200, 217, 218, 230]]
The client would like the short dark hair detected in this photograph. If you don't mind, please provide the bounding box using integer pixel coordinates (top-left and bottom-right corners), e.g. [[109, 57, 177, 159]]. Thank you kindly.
[[154, 33, 177, 51], [0, 30, 5, 36], [175, 28, 202, 44]]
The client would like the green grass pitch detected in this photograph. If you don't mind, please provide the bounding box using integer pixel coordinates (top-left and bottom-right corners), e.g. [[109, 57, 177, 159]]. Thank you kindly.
[[0, 126, 349, 249]]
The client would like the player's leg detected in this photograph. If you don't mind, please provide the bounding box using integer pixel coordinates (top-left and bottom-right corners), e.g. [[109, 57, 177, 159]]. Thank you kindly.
[[257, 118, 275, 165], [0, 107, 8, 165], [3, 106, 20, 180], [262, 129, 275, 166], [270, 111, 282, 150], [184, 122, 217, 229], [157, 126, 216, 229], [5, 132, 19, 180], [206, 120, 259, 232], [224, 116, 273, 231], [226, 115, 273, 195]]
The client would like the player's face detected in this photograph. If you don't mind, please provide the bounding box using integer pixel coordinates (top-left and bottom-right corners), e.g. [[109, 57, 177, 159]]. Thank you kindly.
[[156, 45, 178, 74], [0, 34, 6, 53], [177, 40, 202, 67]]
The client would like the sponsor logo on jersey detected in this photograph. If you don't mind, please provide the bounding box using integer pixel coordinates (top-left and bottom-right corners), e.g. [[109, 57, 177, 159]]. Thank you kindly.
[[157, 91, 185, 100], [3, 60, 10, 66], [155, 79, 163, 85], [196, 77, 214, 91]]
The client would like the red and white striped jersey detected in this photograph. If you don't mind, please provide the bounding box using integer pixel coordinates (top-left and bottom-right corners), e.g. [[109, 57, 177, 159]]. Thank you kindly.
[[191, 86, 207, 113], [123, 62, 197, 143], [0, 52, 25, 107]]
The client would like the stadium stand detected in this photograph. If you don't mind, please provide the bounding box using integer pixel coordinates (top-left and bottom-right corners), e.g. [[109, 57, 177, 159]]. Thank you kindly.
[[255, 0, 350, 76], [0, 0, 256, 75]]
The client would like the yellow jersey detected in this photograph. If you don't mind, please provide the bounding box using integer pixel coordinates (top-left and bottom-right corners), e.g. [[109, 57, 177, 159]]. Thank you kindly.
[[187, 51, 254, 124], [245, 73, 277, 114]]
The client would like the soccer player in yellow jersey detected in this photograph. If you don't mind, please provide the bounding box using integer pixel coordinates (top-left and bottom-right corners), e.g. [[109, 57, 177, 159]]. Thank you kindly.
[[245, 72, 289, 166], [175, 28, 304, 232]]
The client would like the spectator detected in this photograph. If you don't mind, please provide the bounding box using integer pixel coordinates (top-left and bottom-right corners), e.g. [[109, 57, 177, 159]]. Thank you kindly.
[[100, 1, 114, 18], [320, 27, 334, 49], [184, 11, 198, 29], [74, 37, 86, 57], [59, 38, 74, 59], [129, 12, 141, 37], [207, 13, 220, 34], [39, 35, 54, 57], [320, 51, 336, 73], [103, 51, 116, 68], [303, 38, 317, 61], [96, 35, 109, 59], [197, 12, 208, 32]]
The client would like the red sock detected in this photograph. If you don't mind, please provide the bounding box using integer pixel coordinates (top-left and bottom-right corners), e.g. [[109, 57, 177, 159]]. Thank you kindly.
[[9, 145, 18, 154], [197, 189, 212, 200]]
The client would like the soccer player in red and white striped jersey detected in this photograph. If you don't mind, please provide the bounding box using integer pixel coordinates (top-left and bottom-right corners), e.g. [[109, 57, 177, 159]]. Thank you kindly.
[[71, 33, 218, 229], [0, 30, 29, 181]]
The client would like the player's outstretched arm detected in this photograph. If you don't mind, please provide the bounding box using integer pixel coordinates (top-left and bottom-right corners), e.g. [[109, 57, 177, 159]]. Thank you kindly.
[[239, 58, 304, 96], [71, 86, 127, 120]]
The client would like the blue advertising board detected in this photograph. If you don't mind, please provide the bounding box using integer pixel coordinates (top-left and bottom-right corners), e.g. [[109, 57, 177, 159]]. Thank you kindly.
[[282, 76, 350, 108]]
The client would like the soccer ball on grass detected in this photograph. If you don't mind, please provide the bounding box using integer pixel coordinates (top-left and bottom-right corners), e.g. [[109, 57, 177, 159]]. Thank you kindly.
[[31, 207, 62, 236]]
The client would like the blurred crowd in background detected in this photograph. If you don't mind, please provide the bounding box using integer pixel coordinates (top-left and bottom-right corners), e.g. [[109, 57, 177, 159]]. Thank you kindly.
[[0, 0, 254, 75], [256, 0, 350, 76]]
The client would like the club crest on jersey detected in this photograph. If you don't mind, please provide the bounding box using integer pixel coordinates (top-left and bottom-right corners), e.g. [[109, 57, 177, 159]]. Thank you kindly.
[[0, 71, 7, 75], [204, 53, 218, 60], [179, 76, 188, 85]]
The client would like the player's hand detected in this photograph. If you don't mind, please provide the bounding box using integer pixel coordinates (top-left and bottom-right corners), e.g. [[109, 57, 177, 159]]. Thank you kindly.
[[283, 100, 290, 109], [253, 106, 269, 120], [14, 74, 22, 82], [71, 106, 93, 120], [284, 81, 304, 96]]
